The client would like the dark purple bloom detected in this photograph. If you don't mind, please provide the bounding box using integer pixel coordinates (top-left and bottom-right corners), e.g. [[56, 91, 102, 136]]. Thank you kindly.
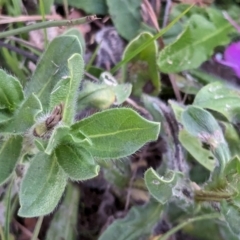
[[217, 41, 240, 78]]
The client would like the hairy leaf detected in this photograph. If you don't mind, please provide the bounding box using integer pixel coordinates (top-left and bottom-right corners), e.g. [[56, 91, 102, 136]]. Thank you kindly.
[[70, 108, 160, 159], [18, 152, 67, 217], [55, 145, 99, 180]]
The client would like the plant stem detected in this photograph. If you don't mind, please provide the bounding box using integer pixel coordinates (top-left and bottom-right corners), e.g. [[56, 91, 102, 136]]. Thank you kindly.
[[0, 15, 98, 39], [39, 0, 48, 48], [159, 213, 221, 240], [31, 216, 44, 240]]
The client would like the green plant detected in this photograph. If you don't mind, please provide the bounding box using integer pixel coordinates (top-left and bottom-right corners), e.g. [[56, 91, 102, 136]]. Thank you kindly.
[[0, 34, 160, 218]]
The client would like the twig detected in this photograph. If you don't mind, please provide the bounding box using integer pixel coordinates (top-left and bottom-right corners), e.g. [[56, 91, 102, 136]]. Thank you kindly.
[[0, 15, 62, 24], [162, 0, 172, 28], [0, 15, 99, 39], [222, 11, 240, 32], [169, 74, 182, 102]]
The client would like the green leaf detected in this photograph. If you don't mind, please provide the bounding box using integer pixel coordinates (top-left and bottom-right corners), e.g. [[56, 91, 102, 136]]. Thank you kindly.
[[179, 129, 215, 171], [25, 36, 82, 111], [0, 136, 23, 185], [221, 201, 240, 235], [70, 108, 160, 159], [158, 9, 233, 73], [55, 0, 108, 14], [45, 183, 80, 240], [122, 32, 160, 95], [18, 152, 67, 217], [99, 201, 162, 240], [194, 81, 240, 122], [62, 28, 85, 53], [112, 83, 132, 105], [55, 145, 99, 180], [0, 94, 42, 134], [50, 54, 84, 124], [144, 167, 179, 204], [0, 69, 24, 111], [181, 106, 230, 168], [106, 0, 141, 40]]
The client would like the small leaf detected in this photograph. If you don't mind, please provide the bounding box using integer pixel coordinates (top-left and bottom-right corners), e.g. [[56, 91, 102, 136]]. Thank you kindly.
[[18, 152, 67, 217], [144, 167, 179, 204], [0, 136, 23, 185], [55, 145, 99, 181], [122, 32, 160, 95], [45, 183, 80, 240], [106, 0, 141, 40], [70, 108, 160, 159], [25, 36, 82, 111], [77, 81, 116, 110], [194, 81, 240, 122], [0, 94, 42, 134], [158, 9, 233, 73], [179, 129, 215, 171], [0, 69, 24, 111], [112, 83, 132, 105], [99, 201, 162, 240]]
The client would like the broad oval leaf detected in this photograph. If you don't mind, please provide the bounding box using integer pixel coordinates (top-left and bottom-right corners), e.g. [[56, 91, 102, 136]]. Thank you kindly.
[[0, 136, 23, 185], [106, 0, 141, 40], [18, 152, 67, 217], [0, 69, 24, 111], [144, 167, 179, 204], [25, 35, 82, 111], [70, 108, 160, 159], [55, 145, 99, 181]]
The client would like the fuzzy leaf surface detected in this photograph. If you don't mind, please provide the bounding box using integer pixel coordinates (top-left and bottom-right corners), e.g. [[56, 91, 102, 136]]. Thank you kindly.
[[55, 144, 99, 180], [18, 152, 67, 217], [0, 136, 22, 185], [70, 108, 160, 159], [25, 36, 82, 111]]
